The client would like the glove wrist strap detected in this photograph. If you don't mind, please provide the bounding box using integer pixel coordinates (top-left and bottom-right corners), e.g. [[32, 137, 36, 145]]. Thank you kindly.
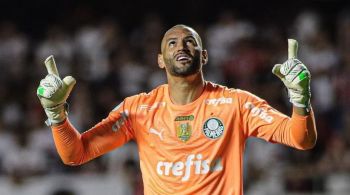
[[44, 103, 69, 126]]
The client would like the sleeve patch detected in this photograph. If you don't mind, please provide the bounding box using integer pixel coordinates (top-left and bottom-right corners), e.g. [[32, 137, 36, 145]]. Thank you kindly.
[[244, 102, 274, 123], [112, 110, 129, 132], [112, 102, 124, 112]]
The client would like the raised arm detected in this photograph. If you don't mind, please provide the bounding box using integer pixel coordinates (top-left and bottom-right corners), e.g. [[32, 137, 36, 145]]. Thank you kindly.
[[51, 109, 133, 165], [271, 39, 316, 149], [37, 56, 134, 165]]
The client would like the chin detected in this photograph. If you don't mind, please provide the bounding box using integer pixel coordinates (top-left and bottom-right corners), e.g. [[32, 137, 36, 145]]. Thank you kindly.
[[168, 60, 200, 77], [176, 60, 192, 66], [174, 68, 200, 77]]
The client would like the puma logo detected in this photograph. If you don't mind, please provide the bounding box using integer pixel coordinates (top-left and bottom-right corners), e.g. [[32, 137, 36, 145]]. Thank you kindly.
[[149, 128, 164, 140]]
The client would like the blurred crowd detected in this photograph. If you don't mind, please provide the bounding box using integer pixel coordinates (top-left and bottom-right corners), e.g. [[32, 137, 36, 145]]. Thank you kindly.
[[0, 7, 350, 195]]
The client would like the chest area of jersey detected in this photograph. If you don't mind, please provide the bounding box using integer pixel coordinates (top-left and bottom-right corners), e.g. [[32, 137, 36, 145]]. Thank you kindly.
[[138, 105, 234, 145], [136, 104, 237, 184]]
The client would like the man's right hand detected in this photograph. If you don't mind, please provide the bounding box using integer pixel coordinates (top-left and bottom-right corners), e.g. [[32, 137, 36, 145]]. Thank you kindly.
[[37, 56, 76, 126], [272, 39, 311, 110]]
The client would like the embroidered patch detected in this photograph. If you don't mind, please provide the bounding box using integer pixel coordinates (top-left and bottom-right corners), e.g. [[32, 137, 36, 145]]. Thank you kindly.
[[175, 115, 194, 121], [202, 118, 224, 139], [176, 122, 192, 142]]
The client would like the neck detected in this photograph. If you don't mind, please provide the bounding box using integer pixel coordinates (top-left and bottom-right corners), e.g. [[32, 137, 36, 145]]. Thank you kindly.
[[167, 72, 205, 105]]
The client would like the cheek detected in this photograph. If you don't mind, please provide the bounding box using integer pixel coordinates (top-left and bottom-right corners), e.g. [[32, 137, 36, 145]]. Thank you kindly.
[[164, 52, 174, 61], [193, 49, 201, 58], [163, 56, 173, 67]]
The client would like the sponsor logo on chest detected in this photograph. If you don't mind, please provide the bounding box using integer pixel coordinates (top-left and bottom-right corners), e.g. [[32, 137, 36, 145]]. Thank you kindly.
[[156, 154, 223, 181], [139, 102, 166, 111], [149, 128, 164, 140], [205, 97, 232, 106]]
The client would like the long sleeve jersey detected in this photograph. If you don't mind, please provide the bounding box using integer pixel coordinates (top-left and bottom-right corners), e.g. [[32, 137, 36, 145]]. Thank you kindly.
[[52, 81, 316, 195]]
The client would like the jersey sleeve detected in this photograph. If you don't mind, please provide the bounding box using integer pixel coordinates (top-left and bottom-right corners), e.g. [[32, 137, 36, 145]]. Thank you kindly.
[[51, 97, 136, 166], [237, 89, 316, 149]]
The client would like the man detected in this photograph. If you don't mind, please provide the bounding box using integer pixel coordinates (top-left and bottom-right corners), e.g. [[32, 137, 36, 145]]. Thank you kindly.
[[37, 24, 316, 195]]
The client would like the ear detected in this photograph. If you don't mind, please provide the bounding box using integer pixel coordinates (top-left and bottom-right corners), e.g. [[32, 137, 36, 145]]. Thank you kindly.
[[201, 50, 208, 65], [158, 54, 165, 69]]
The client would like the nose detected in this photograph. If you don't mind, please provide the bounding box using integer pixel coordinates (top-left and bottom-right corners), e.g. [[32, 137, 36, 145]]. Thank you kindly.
[[177, 40, 189, 52]]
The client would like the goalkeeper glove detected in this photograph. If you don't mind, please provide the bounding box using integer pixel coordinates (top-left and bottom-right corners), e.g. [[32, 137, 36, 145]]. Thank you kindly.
[[37, 72, 76, 126], [272, 58, 311, 109]]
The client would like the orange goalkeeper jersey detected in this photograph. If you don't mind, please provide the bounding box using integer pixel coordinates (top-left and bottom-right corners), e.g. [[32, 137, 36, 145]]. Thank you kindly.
[[52, 81, 316, 195]]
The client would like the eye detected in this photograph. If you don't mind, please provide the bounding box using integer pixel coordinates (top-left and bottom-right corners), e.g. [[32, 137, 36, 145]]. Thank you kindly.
[[185, 39, 196, 46], [168, 40, 176, 47]]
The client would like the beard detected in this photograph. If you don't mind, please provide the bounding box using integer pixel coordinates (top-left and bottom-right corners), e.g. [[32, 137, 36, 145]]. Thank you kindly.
[[164, 53, 201, 77]]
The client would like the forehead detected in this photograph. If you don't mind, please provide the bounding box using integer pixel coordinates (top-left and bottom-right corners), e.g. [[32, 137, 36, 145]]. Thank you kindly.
[[164, 26, 198, 38], [161, 26, 201, 49]]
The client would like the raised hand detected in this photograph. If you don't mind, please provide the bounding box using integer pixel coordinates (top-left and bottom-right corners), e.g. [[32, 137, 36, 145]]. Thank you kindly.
[[37, 55, 76, 126], [272, 39, 311, 109]]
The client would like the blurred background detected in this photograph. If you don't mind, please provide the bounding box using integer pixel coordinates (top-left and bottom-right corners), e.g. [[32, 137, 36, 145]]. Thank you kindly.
[[0, 0, 349, 194]]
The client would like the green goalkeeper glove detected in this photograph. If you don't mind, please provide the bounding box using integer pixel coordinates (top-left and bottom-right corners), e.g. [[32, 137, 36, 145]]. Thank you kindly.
[[37, 56, 76, 126], [272, 39, 311, 109]]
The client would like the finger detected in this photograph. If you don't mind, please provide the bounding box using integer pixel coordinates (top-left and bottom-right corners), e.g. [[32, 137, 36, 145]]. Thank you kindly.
[[288, 39, 298, 59], [44, 55, 60, 77], [62, 76, 76, 95], [272, 64, 284, 79]]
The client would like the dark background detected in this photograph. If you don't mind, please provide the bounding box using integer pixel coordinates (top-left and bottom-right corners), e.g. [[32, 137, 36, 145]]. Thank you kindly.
[[0, 0, 348, 38], [0, 0, 349, 194]]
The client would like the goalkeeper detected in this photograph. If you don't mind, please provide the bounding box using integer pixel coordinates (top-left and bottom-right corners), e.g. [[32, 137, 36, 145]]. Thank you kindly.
[[37, 25, 316, 195]]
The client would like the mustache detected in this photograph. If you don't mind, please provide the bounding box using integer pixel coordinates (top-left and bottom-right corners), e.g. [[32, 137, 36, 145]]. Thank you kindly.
[[174, 51, 193, 58]]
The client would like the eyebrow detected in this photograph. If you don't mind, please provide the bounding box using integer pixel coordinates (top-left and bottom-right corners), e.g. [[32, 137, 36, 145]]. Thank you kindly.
[[166, 35, 197, 43], [184, 36, 197, 41], [166, 37, 177, 43]]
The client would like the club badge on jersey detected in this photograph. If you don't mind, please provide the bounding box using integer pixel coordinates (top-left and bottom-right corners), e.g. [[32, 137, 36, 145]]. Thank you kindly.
[[175, 115, 194, 142], [202, 117, 224, 139], [176, 123, 192, 142]]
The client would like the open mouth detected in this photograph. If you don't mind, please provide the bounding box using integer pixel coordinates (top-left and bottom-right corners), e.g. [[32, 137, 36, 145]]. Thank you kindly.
[[175, 53, 192, 62]]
